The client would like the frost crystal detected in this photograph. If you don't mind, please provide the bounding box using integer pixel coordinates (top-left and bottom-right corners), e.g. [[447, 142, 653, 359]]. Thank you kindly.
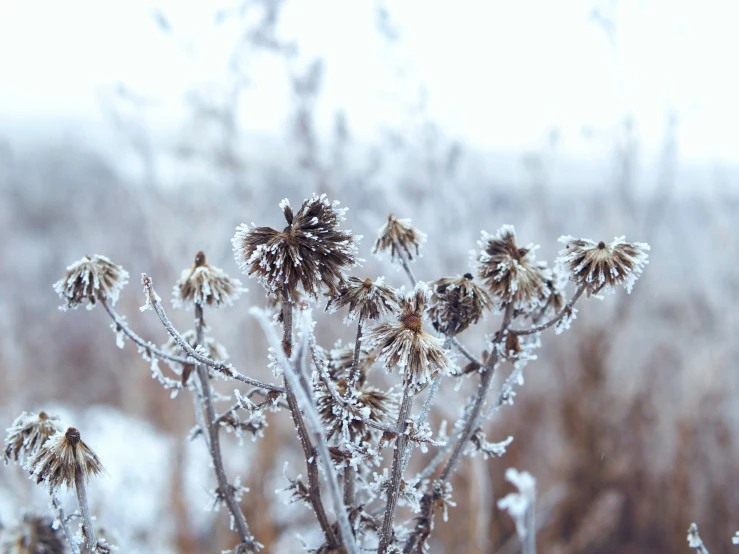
[[497, 467, 536, 539]]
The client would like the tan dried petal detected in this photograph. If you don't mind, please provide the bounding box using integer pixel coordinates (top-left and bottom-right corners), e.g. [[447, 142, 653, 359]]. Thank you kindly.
[[28, 427, 104, 490], [474, 226, 549, 314], [173, 251, 244, 309], [53, 255, 129, 311], [4, 411, 63, 466], [368, 283, 450, 389], [558, 235, 650, 295], [372, 214, 427, 263], [428, 274, 492, 336], [326, 276, 399, 322], [232, 194, 360, 299]]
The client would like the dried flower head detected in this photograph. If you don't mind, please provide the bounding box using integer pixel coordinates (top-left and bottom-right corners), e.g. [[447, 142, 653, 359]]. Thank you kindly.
[[428, 273, 492, 336], [162, 329, 229, 385], [28, 427, 104, 490], [326, 276, 399, 322], [172, 251, 244, 309], [1, 514, 65, 554], [232, 194, 360, 299], [368, 283, 451, 389], [372, 213, 427, 263], [4, 411, 62, 466], [474, 226, 549, 313], [557, 235, 650, 295], [53, 255, 129, 311], [317, 380, 395, 439], [328, 343, 376, 384]]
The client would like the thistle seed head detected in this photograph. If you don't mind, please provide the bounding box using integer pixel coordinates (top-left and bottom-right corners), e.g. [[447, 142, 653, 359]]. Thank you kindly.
[[53, 255, 129, 311], [232, 194, 360, 299], [474, 226, 549, 314], [367, 282, 451, 389], [428, 274, 492, 336], [172, 251, 244, 309], [316, 380, 395, 440], [4, 411, 62, 466], [27, 427, 104, 490], [372, 214, 427, 264], [557, 235, 650, 295], [325, 276, 399, 322]]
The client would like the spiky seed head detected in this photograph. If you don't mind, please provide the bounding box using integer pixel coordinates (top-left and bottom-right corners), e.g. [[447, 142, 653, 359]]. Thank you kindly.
[[316, 380, 395, 440], [27, 427, 104, 490], [232, 194, 360, 299], [172, 251, 244, 310], [328, 343, 376, 384], [428, 274, 492, 336], [326, 276, 399, 322], [161, 329, 229, 385], [557, 235, 650, 295], [474, 226, 549, 314], [1, 514, 65, 554], [53, 255, 129, 311], [372, 213, 427, 263], [367, 282, 451, 390], [4, 411, 63, 466]]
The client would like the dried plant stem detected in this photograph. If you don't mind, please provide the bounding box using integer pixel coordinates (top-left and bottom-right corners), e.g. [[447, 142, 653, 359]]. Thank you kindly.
[[52, 494, 80, 554], [509, 284, 586, 336], [404, 304, 515, 553], [394, 240, 417, 285], [193, 304, 257, 550], [74, 466, 96, 551], [347, 315, 365, 389], [403, 373, 440, 472], [450, 336, 484, 367], [140, 275, 283, 392], [378, 378, 415, 553], [279, 290, 338, 547], [255, 304, 358, 554]]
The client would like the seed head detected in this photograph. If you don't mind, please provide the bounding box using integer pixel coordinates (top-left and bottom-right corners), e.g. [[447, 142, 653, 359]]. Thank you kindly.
[[53, 255, 129, 311], [4, 411, 62, 466], [328, 343, 376, 384], [1, 514, 65, 554], [232, 194, 360, 299], [367, 282, 451, 390], [557, 235, 650, 295], [172, 251, 244, 309], [326, 276, 399, 322], [316, 380, 395, 440], [428, 274, 492, 336], [372, 214, 427, 263], [28, 427, 104, 490], [162, 329, 229, 385], [474, 226, 549, 314]]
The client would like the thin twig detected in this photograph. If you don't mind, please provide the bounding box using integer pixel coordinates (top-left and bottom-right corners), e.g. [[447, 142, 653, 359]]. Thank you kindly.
[[450, 336, 484, 367], [52, 494, 81, 554], [347, 314, 365, 389], [378, 379, 415, 553], [140, 275, 284, 392], [252, 306, 358, 554], [193, 304, 258, 551], [73, 466, 97, 551], [402, 373, 441, 473], [509, 285, 586, 336], [394, 241, 417, 286]]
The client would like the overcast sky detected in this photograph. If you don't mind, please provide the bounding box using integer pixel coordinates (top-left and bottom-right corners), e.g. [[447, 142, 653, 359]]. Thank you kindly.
[[0, 0, 737, 165]]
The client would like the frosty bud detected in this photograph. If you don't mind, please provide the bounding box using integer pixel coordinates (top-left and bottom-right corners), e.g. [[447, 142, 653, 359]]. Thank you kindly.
[[428, 274, 492, 336], [372, 213, 427, 264], [172, 251, 244, 310], [28, 427, 104, 490], [4, 411, 63, 466], [53, 254, 129, 311]]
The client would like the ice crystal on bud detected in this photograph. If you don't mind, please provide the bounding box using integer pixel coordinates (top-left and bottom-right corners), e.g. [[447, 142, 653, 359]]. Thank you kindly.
[[368, 282, 451, 390], [474, 226, 549, 314], [557, 235, 650, 295], [497, 468, 536, 539], [372, 213, 427, 263], [54, 255, 129, 311], [232, 194, 360, 299], [4, 411, 62, 466], [1, 514, 65, 554], [428, 273, 492, 336], [326, 276, 399, 322], [28, 427, 104, 490], [173, 251, 244, 309]]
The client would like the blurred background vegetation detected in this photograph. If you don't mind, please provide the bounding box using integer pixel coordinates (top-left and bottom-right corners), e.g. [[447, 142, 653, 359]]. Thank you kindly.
[[1, 1, 738, 552]]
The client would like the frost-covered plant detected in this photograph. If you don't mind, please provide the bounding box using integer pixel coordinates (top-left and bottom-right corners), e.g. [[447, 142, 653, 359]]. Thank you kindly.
[[3, 195, 651, 553]]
